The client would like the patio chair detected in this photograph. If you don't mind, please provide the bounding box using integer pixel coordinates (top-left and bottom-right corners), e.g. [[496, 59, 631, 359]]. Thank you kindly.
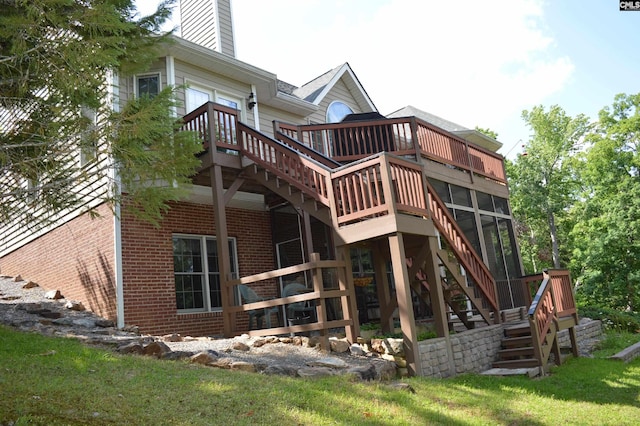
[[282, 282, 316, 322], [238, 285, 279, 329]]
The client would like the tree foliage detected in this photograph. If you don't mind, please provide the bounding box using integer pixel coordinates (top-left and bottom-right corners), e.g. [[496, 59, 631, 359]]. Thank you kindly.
[[0, 0, 201, 226], [508, 105, 589, 270], [570, 94, 640, 310]]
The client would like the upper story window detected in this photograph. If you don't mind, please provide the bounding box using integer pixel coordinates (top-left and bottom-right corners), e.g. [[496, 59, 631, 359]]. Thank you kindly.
[[136, 73, 160, 99], [326, 101, 353, 123]]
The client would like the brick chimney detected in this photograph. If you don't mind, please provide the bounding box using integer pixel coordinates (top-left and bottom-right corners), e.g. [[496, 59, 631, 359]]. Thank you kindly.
[[180, 0, 236, 57]]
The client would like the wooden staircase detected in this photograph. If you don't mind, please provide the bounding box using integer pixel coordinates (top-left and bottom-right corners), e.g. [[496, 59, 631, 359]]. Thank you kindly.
[[493, 322, 539, 369]]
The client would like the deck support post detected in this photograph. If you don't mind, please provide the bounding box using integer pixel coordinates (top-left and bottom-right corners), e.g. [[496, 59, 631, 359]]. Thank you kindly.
[[373, 241, 394, 334], [388, 233, 420, 376], [211, 164, 234, 337], [335, 246, 359, 344], [424, 235, 455, 375]]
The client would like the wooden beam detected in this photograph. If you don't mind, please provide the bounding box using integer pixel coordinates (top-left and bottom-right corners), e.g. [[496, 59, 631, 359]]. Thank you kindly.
[[424, 237, 449, 338], [223, 177, 245, 206], [335, 246, 359, 342], [388, 233, 419, 377], [373, 241, 394, 333], [210, 164, 234, 337]]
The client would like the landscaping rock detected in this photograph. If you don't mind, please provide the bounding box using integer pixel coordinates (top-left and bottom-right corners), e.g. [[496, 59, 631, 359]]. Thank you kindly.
[[162, 333, 183, 342], [349, 344, 365, 356], [65, 301, 85, 311], [44, 290, 63, 300], [190, 351, 219, 365], [118, 342, 144, 355], [262, 365, 298, 376], [160, 350, 192, 361], [232, 341, 250, 352], [330, 338, 350, 353], [307, 357, 348, 369], [345, 364, 377, 381], [297, 367, 336, 378], [95, 319, 115, 328], [143, 341, 172, 357]]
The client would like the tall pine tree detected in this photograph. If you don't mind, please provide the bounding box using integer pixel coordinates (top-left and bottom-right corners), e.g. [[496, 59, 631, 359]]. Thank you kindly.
[[0, 0, 201, 225]]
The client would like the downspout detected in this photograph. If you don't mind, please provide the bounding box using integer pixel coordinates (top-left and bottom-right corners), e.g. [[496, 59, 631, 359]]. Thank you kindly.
[[110, 71, 125, 328]]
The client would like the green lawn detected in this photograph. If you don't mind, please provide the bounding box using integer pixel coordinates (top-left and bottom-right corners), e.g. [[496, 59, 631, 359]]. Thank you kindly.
[[1, 325, 639, 425]]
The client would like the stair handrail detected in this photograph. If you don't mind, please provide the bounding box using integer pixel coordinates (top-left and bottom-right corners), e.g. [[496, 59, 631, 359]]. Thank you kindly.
[[527, 270, 557, 371], [275, 130, 342, 169], [238, 123, 332, 204], [426, 180, 500, 315]]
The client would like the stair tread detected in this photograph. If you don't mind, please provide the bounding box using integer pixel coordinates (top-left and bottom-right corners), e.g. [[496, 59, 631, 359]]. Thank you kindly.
[[492, 358, 540, 368]]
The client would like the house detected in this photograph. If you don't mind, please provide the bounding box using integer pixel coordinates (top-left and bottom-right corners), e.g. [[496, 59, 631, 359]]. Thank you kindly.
[[0, 0, 578, 376]]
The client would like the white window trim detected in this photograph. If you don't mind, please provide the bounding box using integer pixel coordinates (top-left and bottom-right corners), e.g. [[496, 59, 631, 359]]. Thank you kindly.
[[173, 233, 238, 314], [184, 80, 244, 120], [134, 72, 162, 99]]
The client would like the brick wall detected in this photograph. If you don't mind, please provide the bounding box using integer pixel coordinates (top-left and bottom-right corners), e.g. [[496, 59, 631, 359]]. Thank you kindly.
[[0, 203, 116, 319], [120, 201, 274, 336]]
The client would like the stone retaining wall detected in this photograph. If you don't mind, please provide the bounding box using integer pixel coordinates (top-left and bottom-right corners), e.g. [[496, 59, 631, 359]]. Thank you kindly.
[[417, 319, 603, 378], [557, 318, 602, 349], [610, 341, 640, 363], [417, 325, 504, 378]]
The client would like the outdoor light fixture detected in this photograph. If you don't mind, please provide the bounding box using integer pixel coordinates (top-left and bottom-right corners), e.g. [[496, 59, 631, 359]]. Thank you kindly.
[[247, 92, 256, 110]]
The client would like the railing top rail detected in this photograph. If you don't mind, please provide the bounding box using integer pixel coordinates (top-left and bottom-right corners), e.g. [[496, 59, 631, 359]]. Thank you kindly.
[[183, 101, 238, 123], [275, 130, 341, 169], [239, 123, 333, 174], [293, 117, 412, 131], [528, 274, 552, 317]]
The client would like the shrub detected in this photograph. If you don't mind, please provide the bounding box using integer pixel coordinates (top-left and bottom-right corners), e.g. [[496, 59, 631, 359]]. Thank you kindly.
[[578, 304, 640, 333]]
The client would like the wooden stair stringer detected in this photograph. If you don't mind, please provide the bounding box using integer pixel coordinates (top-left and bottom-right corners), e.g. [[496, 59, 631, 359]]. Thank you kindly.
[[436, 249, 493, 326], [244, 164, 332, 225]]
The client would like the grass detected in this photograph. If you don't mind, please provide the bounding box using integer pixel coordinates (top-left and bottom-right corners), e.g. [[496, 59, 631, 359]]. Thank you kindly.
[[592, 330, 640, 358], [2, 325, 640, 425]]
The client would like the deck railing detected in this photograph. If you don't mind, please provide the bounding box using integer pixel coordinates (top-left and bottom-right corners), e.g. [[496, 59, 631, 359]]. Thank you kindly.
[[426, 181, 499, 316], [331, 154, 429, 225], [225, 253, 356, 347], [528, 271, 557, 372], [526, 269, 578, 372], [275, 117, 507, 184], [182, 102, 499, 317]]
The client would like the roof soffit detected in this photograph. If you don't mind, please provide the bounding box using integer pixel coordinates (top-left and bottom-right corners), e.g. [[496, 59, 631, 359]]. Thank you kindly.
[[164, 37, 316, 114]]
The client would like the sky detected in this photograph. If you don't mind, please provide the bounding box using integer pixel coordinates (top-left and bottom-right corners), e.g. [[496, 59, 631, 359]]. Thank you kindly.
[[136, 0, 640, 158]]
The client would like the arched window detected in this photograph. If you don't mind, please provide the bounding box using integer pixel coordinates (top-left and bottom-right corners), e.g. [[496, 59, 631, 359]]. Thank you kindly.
[[326, 101, 354, 123]]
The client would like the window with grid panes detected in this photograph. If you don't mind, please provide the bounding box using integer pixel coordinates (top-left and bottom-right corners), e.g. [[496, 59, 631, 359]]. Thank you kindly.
[[173, 235, 237, 312]]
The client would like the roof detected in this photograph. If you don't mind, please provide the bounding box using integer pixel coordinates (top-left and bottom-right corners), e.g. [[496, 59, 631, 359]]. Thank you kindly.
[[387, 105, 502, 153], [293, 63, 377, 111]]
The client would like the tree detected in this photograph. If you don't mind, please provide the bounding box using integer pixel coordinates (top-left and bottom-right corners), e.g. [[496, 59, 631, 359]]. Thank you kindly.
[[570, 93, 640, 310], [509, 105, 589, 270], [0, 0, 201, 226], [474, 126, 498, 140]]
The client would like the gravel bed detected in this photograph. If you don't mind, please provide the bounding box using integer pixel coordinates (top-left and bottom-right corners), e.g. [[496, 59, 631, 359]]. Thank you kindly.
[[0, 275, 380, 372]]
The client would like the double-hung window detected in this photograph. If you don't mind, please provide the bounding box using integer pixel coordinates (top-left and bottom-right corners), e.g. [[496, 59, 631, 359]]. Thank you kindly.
[[136, 73, 160, 99], [173, 235, 238, 312]]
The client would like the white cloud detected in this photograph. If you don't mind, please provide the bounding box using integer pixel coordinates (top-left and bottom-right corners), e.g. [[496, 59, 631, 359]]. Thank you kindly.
[[232, 0, 573, 141]]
